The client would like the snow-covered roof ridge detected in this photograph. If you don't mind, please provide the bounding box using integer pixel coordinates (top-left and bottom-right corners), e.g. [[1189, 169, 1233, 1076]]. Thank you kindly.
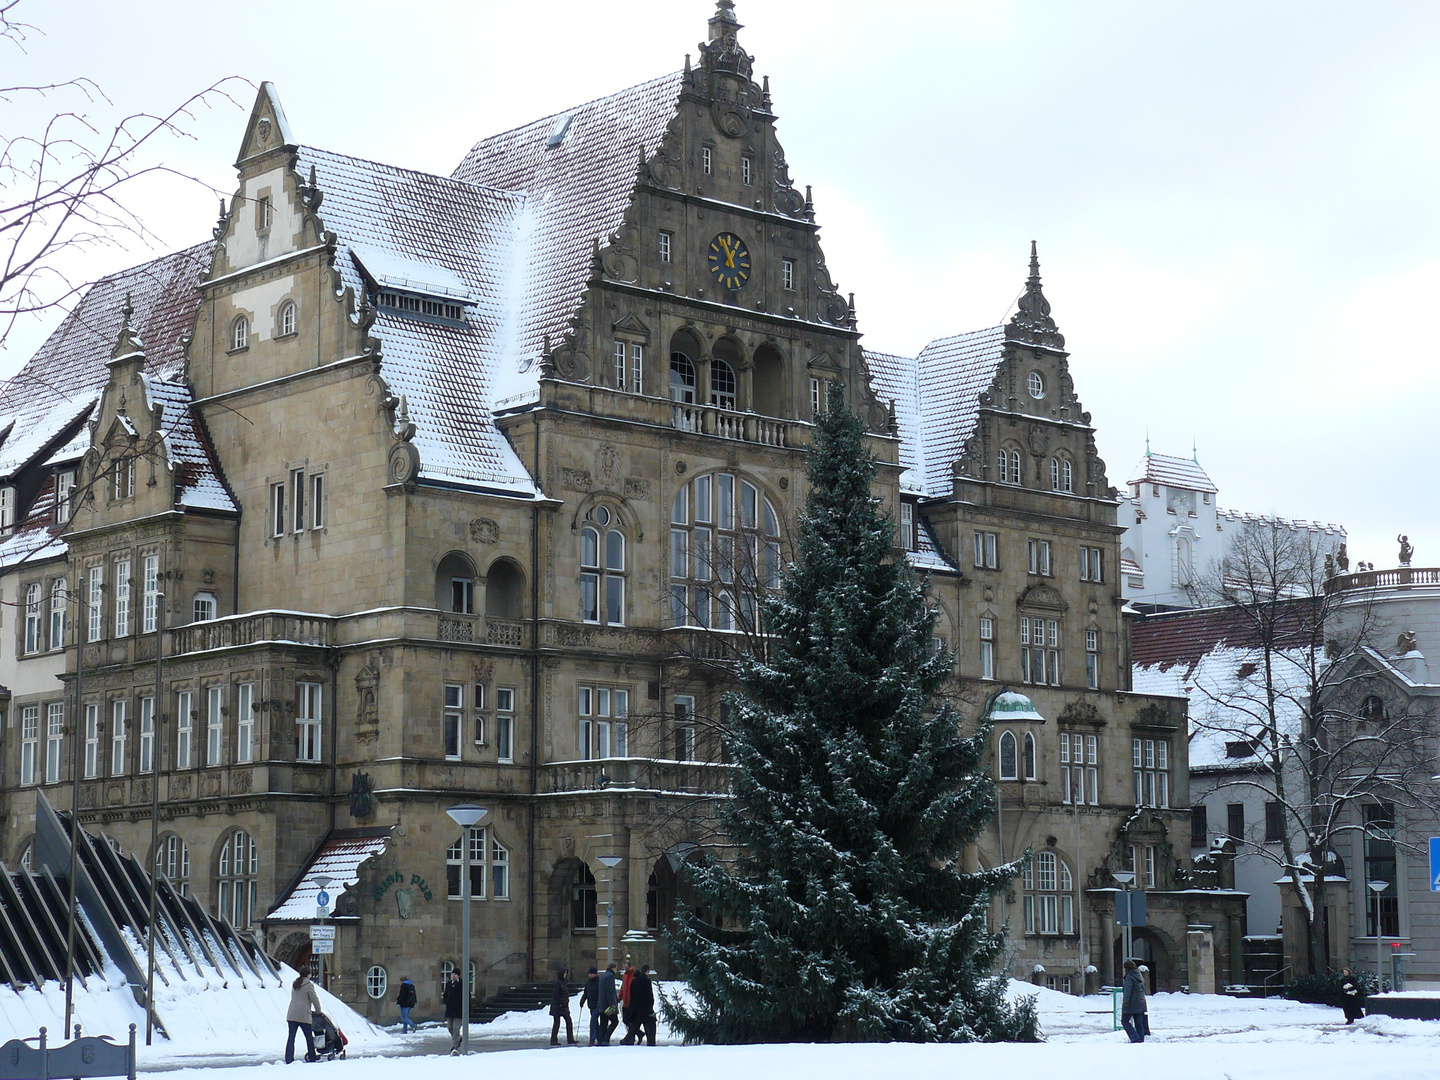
[[0, 245, 210, 481], [917, 326, 1006, 496], [1128, 451, 1218, 494], [1215, 506, 1346, 536], [266, 828, 393, 922]]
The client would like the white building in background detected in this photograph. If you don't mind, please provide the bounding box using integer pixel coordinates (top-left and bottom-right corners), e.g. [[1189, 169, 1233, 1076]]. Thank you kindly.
[[1118, 449, 1346, 612]]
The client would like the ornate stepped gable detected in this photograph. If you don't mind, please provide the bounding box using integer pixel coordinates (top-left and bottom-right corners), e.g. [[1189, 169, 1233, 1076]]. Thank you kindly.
[[865, 243, 1114, 501]]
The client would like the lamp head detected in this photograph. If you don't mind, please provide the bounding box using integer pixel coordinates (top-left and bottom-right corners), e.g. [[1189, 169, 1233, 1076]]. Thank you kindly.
[[598, 855, 623, 868], [446, 804, 487, 828], [1368, 879, 1389, 893], [1113, 871, 1136, 887]]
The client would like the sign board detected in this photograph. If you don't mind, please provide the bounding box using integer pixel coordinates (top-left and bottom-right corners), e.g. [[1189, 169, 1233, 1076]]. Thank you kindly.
[[316, 890, 331, 909], [312, 938, 334, 955], [1429, 837, 1440, 891], [310, 925, 335, 942], [1115, 891, 1147, 927]]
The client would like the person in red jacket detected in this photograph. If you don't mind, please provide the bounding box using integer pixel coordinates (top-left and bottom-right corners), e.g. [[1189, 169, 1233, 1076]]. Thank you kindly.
[[618, 961, 637, 1044]]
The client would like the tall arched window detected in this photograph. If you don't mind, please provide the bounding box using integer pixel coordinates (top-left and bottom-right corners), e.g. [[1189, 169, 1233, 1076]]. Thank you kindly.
[[231, 315, 248, 351], [580, 505, 625, 626], [669, 352, 696, 404], [1023, 731, 1037, 781], [1022, 850, 1074, 935], [278, 301, 296, 337], [1360, 695, 1386, 723], [24, 582, 41, 654], [998, 448, 1021, 485], [998, 730, 1018, 781], [435, 552, 476, 614], [216, 830, 258, 927], [572, 863, 597, 930], [670, 473, 780, 629], [49, 579, 65, 650], [155, 834, 191, 896], [1050, 457, 1073, 493], [710, 359, 737, 410]]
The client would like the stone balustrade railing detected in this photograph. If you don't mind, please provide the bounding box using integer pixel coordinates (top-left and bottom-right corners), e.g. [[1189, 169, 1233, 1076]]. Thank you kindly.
[[544, 756, 732, 796], [1325, 567, 1440, 594]]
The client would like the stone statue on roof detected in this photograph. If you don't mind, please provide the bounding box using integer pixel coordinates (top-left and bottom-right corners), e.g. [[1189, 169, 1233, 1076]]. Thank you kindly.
[[1397, 534, 1414, 567]]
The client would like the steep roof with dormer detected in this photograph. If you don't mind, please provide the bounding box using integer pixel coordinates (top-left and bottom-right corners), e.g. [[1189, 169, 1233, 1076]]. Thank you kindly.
[[1128, 451, 1218, 494]]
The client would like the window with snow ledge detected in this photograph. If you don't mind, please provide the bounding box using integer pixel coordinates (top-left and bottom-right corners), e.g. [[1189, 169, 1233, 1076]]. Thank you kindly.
[[376, 288, 467, 326]]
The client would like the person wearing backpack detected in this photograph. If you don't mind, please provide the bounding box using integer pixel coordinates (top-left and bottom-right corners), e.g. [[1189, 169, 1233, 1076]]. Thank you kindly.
[[395, 976, 417, 1033]]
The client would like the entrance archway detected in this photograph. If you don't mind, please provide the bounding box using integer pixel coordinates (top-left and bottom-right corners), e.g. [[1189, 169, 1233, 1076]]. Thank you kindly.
[[1114, 926, 1171, 993]]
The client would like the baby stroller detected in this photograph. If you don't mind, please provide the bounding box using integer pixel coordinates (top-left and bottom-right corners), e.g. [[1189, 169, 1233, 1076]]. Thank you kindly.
[[312, 1010, 348, 1060]]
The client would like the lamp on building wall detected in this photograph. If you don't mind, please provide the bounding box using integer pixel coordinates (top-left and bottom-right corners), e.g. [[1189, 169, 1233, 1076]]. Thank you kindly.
[[598, 855, 623, 969], [445, 804, 486, 1054]]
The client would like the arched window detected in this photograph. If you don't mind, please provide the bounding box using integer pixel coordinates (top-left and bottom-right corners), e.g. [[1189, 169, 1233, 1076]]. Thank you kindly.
[[16, 837, 34, 872], [999, 448, 1021, 485], [670, 473, 780, 629], [24, 582, 41, 654], [155, 834, 191, 896], [278, 301, 297, 337], [366, 966, 387, 999], [1360, 695, 1386, 723], [1023, 731, 1037, 781], [192, 592, 217, 622], [572, 863, 597, 930], [232, 316, 248, 351], [216, 830, 258, 928], [446, 827, 486, 899], [1050, 457, 1074, 493], [580, 505, 625, 626], [1022, 850, 1074, 935], [1011, 450, 1022, 485], [435, 552, 476, 614], [710, 358, 737, 410], [485, 559, 525, 620], [998, 730, 1018, 781], [669, 352, 696, 404], [49, 579, 65, 650]]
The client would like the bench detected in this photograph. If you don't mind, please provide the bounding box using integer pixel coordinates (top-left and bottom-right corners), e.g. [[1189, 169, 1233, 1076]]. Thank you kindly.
[[0, 1025, 136, 1080]]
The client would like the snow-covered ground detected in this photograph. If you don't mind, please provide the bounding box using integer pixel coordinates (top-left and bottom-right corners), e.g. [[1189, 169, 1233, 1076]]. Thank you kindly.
[[13, 981, 1440, 1078]]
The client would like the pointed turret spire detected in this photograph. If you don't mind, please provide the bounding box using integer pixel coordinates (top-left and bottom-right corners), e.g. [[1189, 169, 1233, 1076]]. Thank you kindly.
[[1192, 436, 1198, 463], [710, 0, 739, 37], [700, 0, 752, 76], [1004, 241, 1066, 350]]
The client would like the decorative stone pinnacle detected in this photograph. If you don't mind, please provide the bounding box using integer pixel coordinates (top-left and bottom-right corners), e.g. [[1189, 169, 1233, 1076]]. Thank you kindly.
[[1005, 241, 1066, 350]]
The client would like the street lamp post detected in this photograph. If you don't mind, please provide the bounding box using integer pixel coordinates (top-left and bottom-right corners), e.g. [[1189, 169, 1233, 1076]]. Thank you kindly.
[[144, 593, 164, 1046], [1113, 870, 1137, 976], [1368, 878, 1389, 986], [597, 855, 623, 969], [446, 804, 486, 1055]]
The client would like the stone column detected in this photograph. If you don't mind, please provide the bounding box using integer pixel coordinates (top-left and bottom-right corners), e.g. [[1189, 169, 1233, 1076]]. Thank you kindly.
[[1099, 904, 1116, 986], [1187, 925, 1216, 993]]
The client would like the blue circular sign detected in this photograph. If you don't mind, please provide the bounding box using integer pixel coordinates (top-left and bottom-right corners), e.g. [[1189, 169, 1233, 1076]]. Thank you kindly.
[[316, 890, 331, 908]]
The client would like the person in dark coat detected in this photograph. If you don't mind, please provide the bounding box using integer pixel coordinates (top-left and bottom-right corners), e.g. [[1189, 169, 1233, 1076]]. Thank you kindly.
[[629, 963, 657, 1046], [581, 966, 601, 1046], [1121, 959, 1148, 1043], [598, 962, 620, 1045], [550, 966, 576, 1045], [1339, 967, 1366, 1024], [443, 970, 465, 1055], [395, 977, 417, 1033]]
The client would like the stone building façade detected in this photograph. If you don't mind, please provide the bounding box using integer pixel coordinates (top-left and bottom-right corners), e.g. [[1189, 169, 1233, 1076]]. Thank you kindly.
[[0, 1, 1243, 1019]]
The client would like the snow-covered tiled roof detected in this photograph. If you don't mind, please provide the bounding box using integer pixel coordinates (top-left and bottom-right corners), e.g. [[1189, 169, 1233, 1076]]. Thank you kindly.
[[0, 245, 209, 481], [266, 829, 391, 922], [865, 349, 922, 493], [907, 514, 956, 573], [0, 525, 67, 571], [1215, 507, 1346, 537], [917, 328, 1005, 497], [295, 146, 538, 493], [452, 72, 685, 384], [141, 377, 237, 513], [1128, 452, 1217, 494]]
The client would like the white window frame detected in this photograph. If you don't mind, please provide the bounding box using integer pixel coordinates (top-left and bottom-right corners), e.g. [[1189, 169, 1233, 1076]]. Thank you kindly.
[[232, 316, 248, 351], [193, 592, 217, 622], [496, 688, 515, 763], [673, 694, 696, 762], [741, 155, 752, 185], [290, 468, 305, 532], [444, 683, 463, 761], [84, 703, 100, 779], [979, 616, 995, 681], [1028, 539, 1052, 576], [206, 686, 224, 767], [270, 483, 285, 538], [113, 457, 135, 500], [24, 582, 42, 654], [141, 554, 160, 634], [998, 729, 1018, 781], [446, 826, 487, 900], [782, 258, 794, 291], [111, 699, 128, 777], [176, 690, 193, 770], [296, 682, 323, 762], [87, 566, 104, 642], [973, 530, 997, 569], [1086, 628, 1099, 689], [20, 706, 38, 785], [0, 486, 13, 533], [311, 473, 325, 529], [56, 470, 75, 524], [49, 578, 65, 650], [139, 696, 155, 775], [900, 502, 915, 551], [702, 145, 712, 175], [366, 966, 388, 999], [630, 343, 643, 394], [114, 559, 131, 637], [279, 301, 297, 337], [236, 683, 254, 763], [491, 836, 510, 899], [658, 231, 672, 263], [45, 702, 64, 784]]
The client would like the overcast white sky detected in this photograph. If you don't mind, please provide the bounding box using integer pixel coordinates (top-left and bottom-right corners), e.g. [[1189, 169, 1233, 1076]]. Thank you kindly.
[[4, 0, 1437, 566]]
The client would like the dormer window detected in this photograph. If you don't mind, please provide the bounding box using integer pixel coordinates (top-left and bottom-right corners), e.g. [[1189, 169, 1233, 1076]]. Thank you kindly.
[[232, 315, 249, 351], [0, 486, 13, 534], [376, 289, 465, 325], [56, 471, 75, 524]]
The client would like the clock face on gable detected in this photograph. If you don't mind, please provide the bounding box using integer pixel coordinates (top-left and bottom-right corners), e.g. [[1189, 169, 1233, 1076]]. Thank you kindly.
[[707, 232, 751, 291]]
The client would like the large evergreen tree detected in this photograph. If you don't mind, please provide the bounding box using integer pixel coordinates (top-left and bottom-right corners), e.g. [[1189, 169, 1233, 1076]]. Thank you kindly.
[[663, 387, 1038, 1044]]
